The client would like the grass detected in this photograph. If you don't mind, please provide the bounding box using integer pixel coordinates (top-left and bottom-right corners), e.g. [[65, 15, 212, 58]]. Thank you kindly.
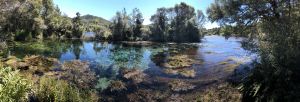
[[196, 83, 241, 102], [33, 76, 98, 102], [0, 67, 31, 102]]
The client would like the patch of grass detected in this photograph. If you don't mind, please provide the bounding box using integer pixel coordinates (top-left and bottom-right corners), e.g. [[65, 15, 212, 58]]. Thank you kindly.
[[33, 76, 98, 102], [196, 83, 241, 102]]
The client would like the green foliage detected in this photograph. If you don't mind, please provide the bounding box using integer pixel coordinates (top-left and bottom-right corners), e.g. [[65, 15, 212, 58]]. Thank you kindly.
[[111, 8, 144, 41], [72, 12, 84, 38], [131, 8, 144, 41], [150, 7, 169, 42], [0, 0, 86, 40], [95, 78, 111, 91], [34, 76, 97, 102], [207, 0, 300, 101], [150, 2, 205, 42], [0, 67, 31, 102]]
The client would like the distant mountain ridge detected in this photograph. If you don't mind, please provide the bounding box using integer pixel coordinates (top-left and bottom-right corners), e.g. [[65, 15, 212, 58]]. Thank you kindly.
[[81, 14, 111, 26]]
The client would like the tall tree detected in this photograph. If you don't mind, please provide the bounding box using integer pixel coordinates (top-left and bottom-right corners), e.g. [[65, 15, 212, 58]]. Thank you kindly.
[[150, 2, 202, 42], [131, 8, 144, 41], [150, 7, 169, 42], [207, 0, 300, 101], [72, 12, 84, 38], [111, 11, 125, 41]]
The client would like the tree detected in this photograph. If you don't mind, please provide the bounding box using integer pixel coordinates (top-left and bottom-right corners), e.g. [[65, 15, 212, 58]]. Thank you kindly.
[[131, 8, 144, 41], [150, 2, 202, 42], [0, 0, 78, 40], [111, 11, 125, 41], [197, 10, 206, 36], [111, 8, 144, 41], [72, 12, 84, 38], [150, 7, 169, 42], [207, 0, 300, 101]]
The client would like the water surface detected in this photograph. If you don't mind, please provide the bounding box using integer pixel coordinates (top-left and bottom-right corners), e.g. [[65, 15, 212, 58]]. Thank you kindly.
[[10, 35, 257, 100]]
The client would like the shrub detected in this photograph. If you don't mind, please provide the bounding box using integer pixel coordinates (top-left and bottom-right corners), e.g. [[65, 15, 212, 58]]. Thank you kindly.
[[34, 76, 98, 102], [0, 67, 31, 102]]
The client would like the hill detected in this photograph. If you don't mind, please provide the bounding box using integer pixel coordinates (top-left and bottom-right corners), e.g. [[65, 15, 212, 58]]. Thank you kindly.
[[81, 14, 111, 26]]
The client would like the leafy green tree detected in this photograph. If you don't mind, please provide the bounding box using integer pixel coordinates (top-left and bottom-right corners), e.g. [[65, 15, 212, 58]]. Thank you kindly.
[[207, 0, 300, 101], [150, 7, 169, 42], [150, 2, 204, 42], [72, 12, 84, 38], [0, 0, 84, 40], [131, 8, 144, 41], [197, 10, 206, 36], [111, 11, 125, 41]]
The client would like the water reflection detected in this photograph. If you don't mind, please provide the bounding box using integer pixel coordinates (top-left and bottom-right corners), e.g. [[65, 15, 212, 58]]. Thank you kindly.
[[8, 35, 258, 101], [9, 35, 257, 79]]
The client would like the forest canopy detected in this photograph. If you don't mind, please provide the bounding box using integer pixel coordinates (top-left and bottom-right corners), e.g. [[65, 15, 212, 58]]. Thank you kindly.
[[0, 1, 205, 42]]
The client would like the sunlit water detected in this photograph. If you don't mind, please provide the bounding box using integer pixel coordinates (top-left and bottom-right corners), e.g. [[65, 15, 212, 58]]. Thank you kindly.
[[10, 35, 257, 99], [11, 35, 256, 78]]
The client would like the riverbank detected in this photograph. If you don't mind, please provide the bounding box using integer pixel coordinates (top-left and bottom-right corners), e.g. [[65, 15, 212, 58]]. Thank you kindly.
[[0, 35, 256, 101], [0, 54, 243, 101]]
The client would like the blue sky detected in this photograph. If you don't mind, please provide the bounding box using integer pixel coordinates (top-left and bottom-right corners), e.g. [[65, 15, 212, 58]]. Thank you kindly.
[[53, 0, 218, 29]]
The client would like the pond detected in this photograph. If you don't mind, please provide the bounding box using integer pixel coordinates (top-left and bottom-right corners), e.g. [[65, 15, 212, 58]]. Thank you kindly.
[[9, 35, 257, 101]]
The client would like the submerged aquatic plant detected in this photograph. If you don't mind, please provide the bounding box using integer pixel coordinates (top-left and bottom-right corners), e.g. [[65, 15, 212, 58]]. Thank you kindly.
[[119, 68, 146, 84], [168, 80, 195, 92], [164, 55, 195, 69], [0, 67, 31, 102], [61, 60, 96, 89], [108, 80, 127, 92], [95, 77, 112, 91]]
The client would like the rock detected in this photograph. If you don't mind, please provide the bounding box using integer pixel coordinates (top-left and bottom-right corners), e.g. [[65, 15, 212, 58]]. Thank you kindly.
[[168, 80, 195, 92]]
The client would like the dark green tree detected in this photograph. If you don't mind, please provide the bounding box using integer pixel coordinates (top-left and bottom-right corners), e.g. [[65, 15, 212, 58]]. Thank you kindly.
[[207, 0, 300, 101], [72, 12, 84, 38], [131, 8, 144, 41], [150, 7, 169, 42]]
